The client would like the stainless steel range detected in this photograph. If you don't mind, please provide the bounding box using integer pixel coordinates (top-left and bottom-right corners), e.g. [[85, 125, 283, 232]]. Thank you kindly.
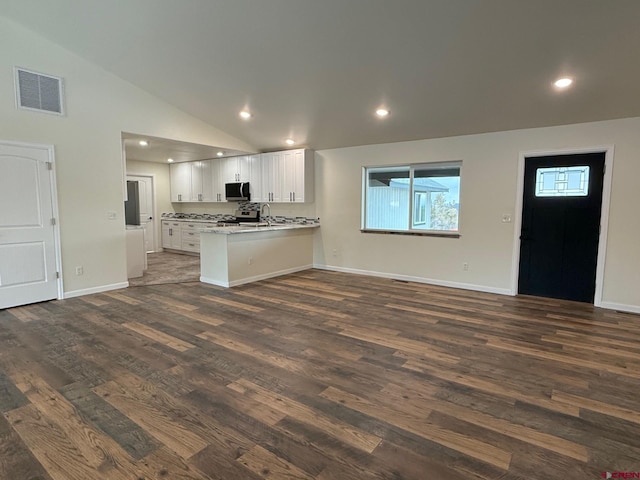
[[216, 210, 260, 226]]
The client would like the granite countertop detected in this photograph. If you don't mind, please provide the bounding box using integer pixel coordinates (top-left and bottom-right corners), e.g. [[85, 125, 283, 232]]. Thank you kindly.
[[201, 223, 320, 235], [161, 217, 229, 224]]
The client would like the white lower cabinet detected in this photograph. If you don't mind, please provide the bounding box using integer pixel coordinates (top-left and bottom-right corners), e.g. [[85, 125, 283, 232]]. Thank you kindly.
[[162, 220, 216, 254], [181, 223, 201, 253], [162, 221, 183, 249]]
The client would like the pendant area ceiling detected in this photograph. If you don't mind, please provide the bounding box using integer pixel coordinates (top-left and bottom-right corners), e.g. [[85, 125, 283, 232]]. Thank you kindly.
[[3, 0, 640, 152], [122, 133, 249, 164]]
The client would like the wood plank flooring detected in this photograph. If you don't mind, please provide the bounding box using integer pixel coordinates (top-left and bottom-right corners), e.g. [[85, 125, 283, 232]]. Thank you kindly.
[[128, 252, 200, 287], [1, 269, 640, 479]]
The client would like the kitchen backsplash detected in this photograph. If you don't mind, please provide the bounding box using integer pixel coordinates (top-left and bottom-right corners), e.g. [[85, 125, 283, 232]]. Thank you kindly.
[[172, 200, 316, 219], [163, 202, 320, 224]]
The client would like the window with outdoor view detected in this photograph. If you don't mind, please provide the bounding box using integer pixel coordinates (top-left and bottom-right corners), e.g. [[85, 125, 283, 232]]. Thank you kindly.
[[362, 161, 461, 235]]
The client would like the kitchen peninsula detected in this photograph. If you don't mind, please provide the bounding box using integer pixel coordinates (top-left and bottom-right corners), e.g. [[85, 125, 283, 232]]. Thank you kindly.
[[199, 223, 319, 287]]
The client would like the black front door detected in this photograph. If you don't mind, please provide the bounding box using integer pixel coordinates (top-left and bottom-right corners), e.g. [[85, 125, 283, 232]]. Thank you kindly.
[[518, 152, 605, 303]]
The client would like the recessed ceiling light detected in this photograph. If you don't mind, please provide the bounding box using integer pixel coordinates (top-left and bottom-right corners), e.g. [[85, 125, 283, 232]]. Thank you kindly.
[[139, 140, 149, 146], [239, 110, 252, 119], [554, 77, 573, 88], [376, 108, 390, 117], [285, 139, 295, 145], [217, 151, 224, 157], [167, 158, 174, 163]]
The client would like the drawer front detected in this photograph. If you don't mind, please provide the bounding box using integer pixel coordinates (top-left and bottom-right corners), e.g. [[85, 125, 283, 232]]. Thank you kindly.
[[181, 239, 200, 252], [182, 231, 199, 240]]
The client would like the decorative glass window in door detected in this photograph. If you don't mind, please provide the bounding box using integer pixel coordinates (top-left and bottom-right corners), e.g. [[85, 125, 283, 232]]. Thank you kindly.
[[535, 166, 590, 197]]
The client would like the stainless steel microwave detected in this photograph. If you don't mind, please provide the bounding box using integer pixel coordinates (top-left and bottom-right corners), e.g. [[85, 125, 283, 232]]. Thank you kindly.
[[225, 182, 250, 201]]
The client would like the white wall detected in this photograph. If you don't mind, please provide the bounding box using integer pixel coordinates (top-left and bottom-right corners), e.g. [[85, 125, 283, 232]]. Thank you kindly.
[[315, 117, 640, 313], [0, 16, 254, 296]]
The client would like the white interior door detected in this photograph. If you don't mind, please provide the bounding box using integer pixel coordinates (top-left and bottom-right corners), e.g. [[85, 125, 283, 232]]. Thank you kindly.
[[127, 175, 155, 253], [0, 142, 59, 309]]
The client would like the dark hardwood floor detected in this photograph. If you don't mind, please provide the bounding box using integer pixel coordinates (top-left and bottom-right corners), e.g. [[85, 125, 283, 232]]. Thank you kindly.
[[1, 269, 639, 479], [128, 252, 200, 287]]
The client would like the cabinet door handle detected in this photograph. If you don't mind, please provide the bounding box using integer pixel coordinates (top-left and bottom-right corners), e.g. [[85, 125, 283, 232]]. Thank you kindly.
[[293, 192, 295, 202], [169, 228, 172, 236]]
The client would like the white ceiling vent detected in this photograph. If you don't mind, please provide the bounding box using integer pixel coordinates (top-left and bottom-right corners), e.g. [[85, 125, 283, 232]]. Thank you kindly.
[[14, 67, 64, 115]]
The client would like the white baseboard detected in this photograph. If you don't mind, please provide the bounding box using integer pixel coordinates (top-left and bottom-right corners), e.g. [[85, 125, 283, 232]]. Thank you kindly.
[[201, 264, 313, 289], [598, 301, 640, 315], [199, 276, 229, 288], [313, 264, 513, 296], [63, 282, 129, 299]]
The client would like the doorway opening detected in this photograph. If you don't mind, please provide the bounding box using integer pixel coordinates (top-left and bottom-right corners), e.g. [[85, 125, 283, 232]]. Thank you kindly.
[[513, 147, 613, 305], [126, 174, 157, 253]]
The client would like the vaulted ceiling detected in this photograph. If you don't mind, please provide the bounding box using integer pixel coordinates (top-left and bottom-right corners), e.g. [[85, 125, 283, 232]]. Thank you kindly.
[[3, 0, 640, 152]]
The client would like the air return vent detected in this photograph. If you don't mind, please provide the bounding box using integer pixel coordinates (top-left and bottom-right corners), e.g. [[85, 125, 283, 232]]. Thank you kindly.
[[14, 67, 64, 115]]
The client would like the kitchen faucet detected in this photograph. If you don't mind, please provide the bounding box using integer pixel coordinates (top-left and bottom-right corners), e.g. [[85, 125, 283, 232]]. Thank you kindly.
[[261, 203, 272, 226]]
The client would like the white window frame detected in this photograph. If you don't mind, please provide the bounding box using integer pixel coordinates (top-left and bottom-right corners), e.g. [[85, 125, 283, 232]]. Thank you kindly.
[[362, 160, 462, 237]]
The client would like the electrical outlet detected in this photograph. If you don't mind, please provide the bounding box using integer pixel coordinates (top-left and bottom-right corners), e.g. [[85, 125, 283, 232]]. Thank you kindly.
[[107, 211, 117, 220], [463, 262, 469, 271], [332, 249, 338, 257], [501, 214, 513, 223], [75, 266, 84, 276]]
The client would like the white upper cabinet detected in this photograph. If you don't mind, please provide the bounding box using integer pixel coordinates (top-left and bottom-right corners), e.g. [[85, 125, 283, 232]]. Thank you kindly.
[[190, 160, 214, 202], [221, 155, 251, 183], [169, 150, 314, 203], [210, 160, 225, 202], [260, 151, 284, 203], [282, 149, 314, 203], [170, 162, 191, 202], [246, 154, 262, 202]]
